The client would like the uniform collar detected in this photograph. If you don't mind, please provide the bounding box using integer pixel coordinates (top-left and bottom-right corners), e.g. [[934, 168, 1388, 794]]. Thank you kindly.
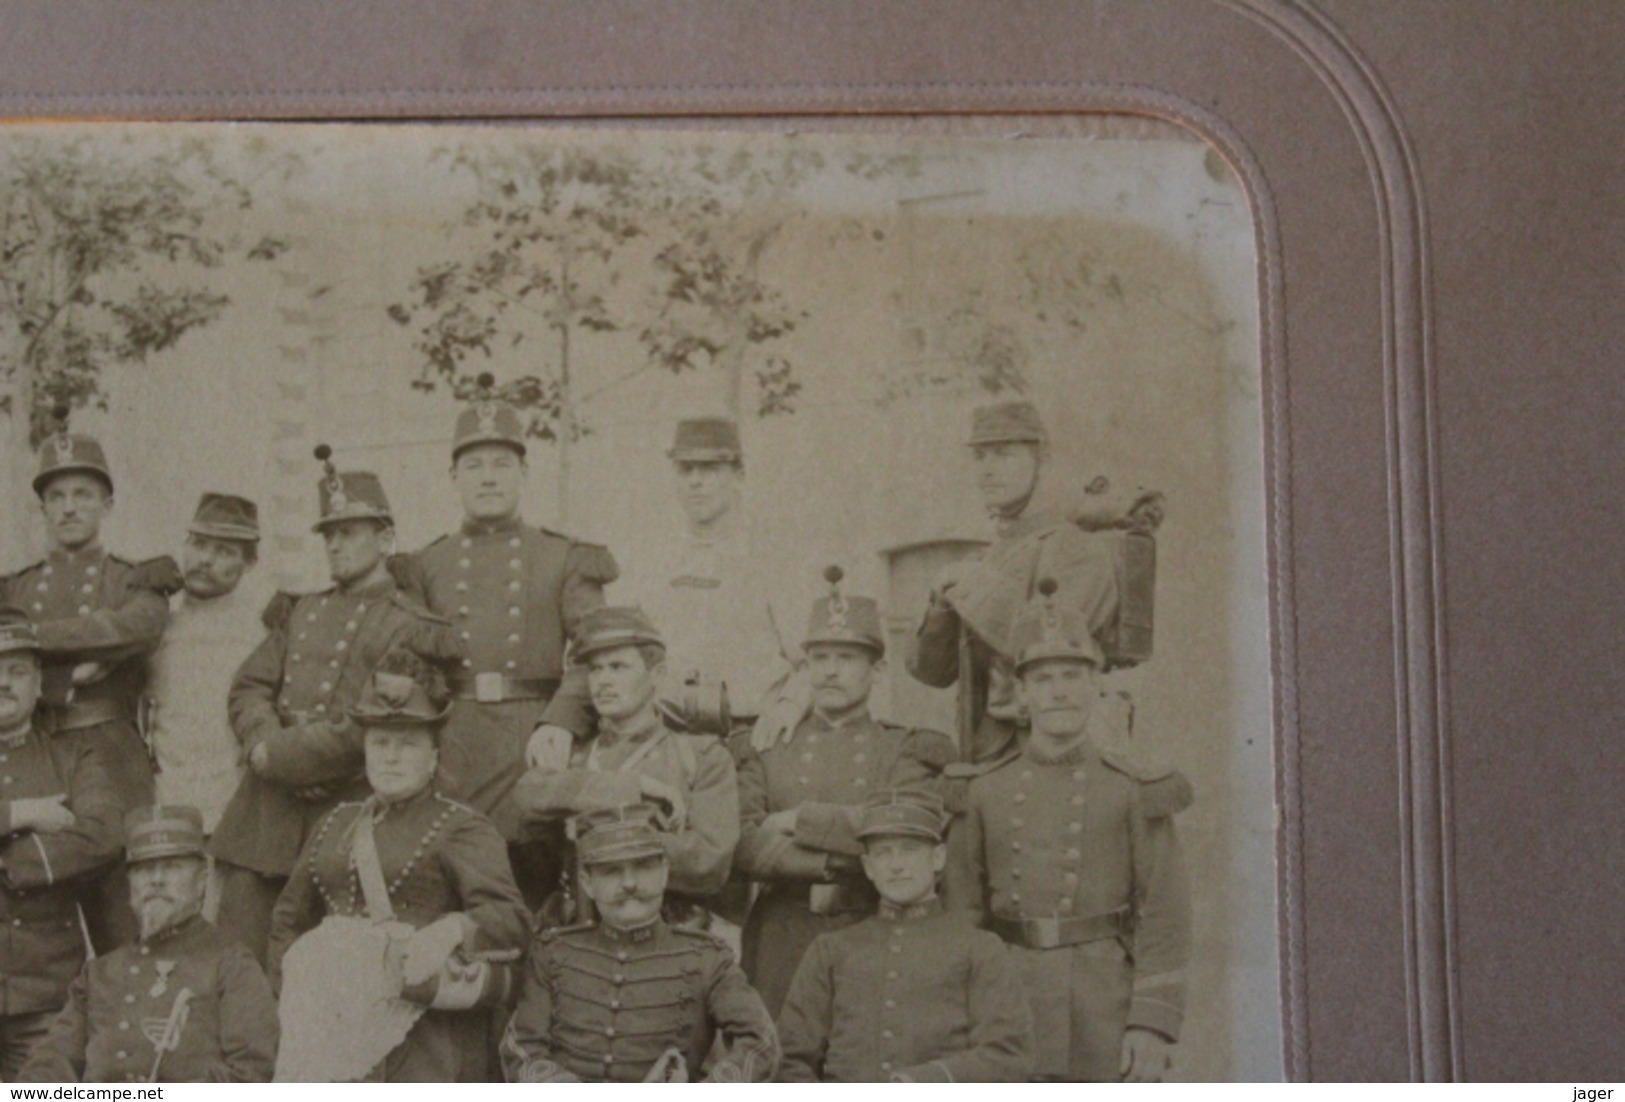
[[807, 706, 872, 733], [995, 505, 1067, 541], [46, 542, 105, 564], [140, 911, 206, 948], [461, 514, 524, 537], [878, 896, 942, 922], [598, 711, 663, 748], [1024, 734, 1093, 767], [599, 917, 664, 944], [337, 574, 396, 600], [370, 785, 435, 819]]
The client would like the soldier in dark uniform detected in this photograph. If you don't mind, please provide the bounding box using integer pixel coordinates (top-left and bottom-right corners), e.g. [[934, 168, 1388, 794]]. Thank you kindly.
[[392, 375, 617, 904], [734, 568, 952, 1016], [944, 579, 1193, 1082], [269, 650, 528, 1082], [0, 609, 123, 1078], [776, 788, 1032, 1082], [906, 400, 1163, 773], [2, 409, 182, 951], [16, 805, 278, 1083], [211, 447, 462, 967], [510, 606, 739, 925], [500, 803, 778, 1083]]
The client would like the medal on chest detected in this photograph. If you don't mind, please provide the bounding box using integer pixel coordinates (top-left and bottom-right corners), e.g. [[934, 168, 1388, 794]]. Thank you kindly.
[[149, 960, 177, 999]]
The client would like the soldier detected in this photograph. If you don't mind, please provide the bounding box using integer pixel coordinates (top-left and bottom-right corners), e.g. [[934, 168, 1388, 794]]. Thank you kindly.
[[776, 788, 1033, 1083], [0, 609, 123, 1078], [944, 578, 1193, 1082], [391, 375, 617, 902], [500, 803, 778, 1083], [2, 407, 182, 950], [510, 606, 738, 925], [147, 494, 266, 843], [906, 399, 1163, 771], [621, 415, 795, 731], [734, 567, 953, 1016], [15, 805, 279, 1083], [210, 447, 461, 967], [269, 650, 528, 1082]]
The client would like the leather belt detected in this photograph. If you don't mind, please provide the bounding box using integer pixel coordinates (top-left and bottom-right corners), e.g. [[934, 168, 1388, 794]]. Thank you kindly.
[[449, 673, 560, 704], [52, 697, 128, 731], [988, 906, 1130, 950]]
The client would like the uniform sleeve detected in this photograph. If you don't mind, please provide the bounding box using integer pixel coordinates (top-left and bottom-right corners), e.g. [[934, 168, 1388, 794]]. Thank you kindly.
[[500, 940, 579, 1083], [211, 948, 280, 1082], [896, 933, 1034, 1083], [440, 812, 529, 955], [906, 594, 962, 689], [661, 740, 739, 898], [792, 727, 955, 858], [734, 746, 841, 882], [226, 612, 294, 755], [560, 541, 618, 638], [1126, 791, 1192, 1041], [535, 666, 595, 737], [13, 963, 92, 1082], [0, 736, 123, 890], [941, 786, 990, 926], [772, 936, 834, 1082], [510, 765, 646, 827], [31, 563, 173, 662], [265, 825, 329, 991], [702, 951, 780, 1082], [252, 715, 365, 788]]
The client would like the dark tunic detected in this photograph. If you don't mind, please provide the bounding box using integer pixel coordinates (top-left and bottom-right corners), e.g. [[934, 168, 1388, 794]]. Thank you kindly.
[[212, 577, 462, 880], [501, 918, 778, 1083], [16, 916, 278, 1083], [268, 789, 528, 1082], [0, 722, 123, 1019], [776, 897, 1033, 1082], [1, 547, 176, 804], [943, 737, 1192, 1080], [733, 710, 951, 1016], [395, 517, 616, 839]]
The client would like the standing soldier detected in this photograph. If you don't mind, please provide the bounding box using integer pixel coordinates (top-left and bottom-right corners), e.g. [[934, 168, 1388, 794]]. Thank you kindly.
[[734, 568, 952, 1017], [622, 416, 795, 733], [944, 579, 1192, 1082], [147, 494, 265, 850], [2, 407, 181, 952], [906, 399, 1163, 773], [776, 788, 1033, 1083], [16, 805, 279, 1083], [210, 447, 461, 966], [0, 609, 124, 1078], [392, 375, 618, 903], [510, 606, 738, 925], [500, 804, 778, 1083]]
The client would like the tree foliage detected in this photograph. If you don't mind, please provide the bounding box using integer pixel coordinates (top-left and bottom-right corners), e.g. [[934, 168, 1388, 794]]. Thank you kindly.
[[0, 133, 289, 444]]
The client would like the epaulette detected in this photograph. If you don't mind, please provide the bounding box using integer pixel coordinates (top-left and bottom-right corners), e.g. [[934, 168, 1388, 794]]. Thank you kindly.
[[260, 590, 310, 631], [1101, 748, 1194, 819], [564, 539, 619, 585], [891, 724, 955, 769], [940, 746, 1022, 815], [432, 793, 479, 817], [388, 592, 453, 624], [535, 921, 596, 944], [670, 925, 732, 953], [128, 555, 184, 596]]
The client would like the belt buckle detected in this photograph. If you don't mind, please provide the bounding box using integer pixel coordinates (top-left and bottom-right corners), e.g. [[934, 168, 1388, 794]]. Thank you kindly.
[[474, 672, 504, 703], [1022, 916, 1062, 950]]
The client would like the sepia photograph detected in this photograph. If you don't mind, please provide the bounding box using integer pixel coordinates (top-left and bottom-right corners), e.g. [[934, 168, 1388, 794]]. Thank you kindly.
[[0, 118, 1278, 1083]]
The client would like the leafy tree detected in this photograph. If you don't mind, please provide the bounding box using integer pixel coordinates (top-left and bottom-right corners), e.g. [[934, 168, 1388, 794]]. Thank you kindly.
[[0, 133, 290, 444]]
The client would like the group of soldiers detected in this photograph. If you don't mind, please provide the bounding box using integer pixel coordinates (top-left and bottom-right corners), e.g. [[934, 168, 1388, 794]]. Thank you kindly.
[[0, 384, 1191, 1083]]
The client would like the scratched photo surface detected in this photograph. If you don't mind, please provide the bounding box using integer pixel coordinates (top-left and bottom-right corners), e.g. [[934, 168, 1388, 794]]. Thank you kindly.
[[0, 120, 1277, 1081]]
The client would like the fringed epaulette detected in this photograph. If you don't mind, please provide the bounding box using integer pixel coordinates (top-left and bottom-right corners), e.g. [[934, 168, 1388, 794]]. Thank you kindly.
[[260, 590, 306, 631], [128, 555, 184, 596], [1101, 748, 1194, 818], [566, 540, 620, 586], [940, 745, 1023, 815]]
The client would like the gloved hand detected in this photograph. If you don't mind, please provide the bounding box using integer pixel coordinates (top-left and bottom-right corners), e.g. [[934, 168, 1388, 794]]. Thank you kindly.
[[399, 914, 472, 990]]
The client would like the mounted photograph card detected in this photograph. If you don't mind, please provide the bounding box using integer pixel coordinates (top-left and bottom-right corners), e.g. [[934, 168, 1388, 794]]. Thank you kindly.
[[16, 0, 1609, 1085], [0, 117, 1278, 1082]]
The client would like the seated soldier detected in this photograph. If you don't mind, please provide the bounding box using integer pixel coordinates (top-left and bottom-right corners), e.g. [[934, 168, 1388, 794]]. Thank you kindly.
[[510, 607, 738, 926], [17, 805, 278, 1083], [500, 804, 778, 1083], [775, 788, 1033, 1083]]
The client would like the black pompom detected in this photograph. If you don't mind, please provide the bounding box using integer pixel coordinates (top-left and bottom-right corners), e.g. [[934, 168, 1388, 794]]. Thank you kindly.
[[313, 443, 332, 462], [51, 402, 71, 424], [823, 564, 844, 585], [1037, 576, 1059, 597], [476, 371, 496, 391]]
